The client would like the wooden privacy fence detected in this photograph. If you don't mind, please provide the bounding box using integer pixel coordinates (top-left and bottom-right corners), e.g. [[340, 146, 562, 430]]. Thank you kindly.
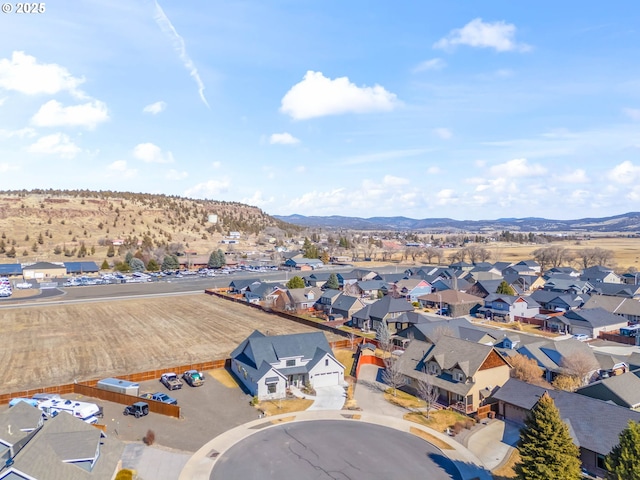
[[599, 331, 637, 345], [74, 384, 180, 418], [514, 316, 545, 327]]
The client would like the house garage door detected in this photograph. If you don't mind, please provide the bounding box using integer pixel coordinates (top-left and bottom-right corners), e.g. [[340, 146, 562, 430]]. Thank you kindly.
[[312, 371, 339, 387]]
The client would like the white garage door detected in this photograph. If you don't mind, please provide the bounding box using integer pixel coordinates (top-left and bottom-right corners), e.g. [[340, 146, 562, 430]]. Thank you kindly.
[[312, 372, 339, 387]]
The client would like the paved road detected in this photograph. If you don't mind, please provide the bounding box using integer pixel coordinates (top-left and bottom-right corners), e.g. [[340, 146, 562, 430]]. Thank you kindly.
[[209, 420, 462, 480]]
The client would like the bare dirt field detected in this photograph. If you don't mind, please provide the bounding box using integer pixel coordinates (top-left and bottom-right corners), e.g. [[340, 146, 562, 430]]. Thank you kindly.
[[0, 294, 342, 394]]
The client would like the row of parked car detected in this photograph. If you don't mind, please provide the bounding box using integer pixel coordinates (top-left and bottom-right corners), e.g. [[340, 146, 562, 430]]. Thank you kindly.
[[124, 370, 205, 417], [0, 277, 12, 297]]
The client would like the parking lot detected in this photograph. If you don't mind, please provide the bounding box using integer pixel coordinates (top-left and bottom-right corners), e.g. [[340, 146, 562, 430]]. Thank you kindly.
[[64, 367, 258, 453]]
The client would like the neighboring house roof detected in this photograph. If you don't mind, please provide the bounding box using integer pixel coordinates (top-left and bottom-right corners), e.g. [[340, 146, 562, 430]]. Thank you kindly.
[[229, 279, 261, 291], [331, 293, 363, 312], [64, 262, 100, 274], [338, 269, 376, 281], [576, 370, 640, 409], [22, 262, 65, 270], [583, 295, 640, 317], [469, 279, 504, 296], [351, 295, 414, 322], [418, 290, 483, 305], [287, 287, 322, 305], [589, 283, 640, 298], [391, 311, 432, 326], [492, 378, 640, 456], [561, 307, 628, 329], [2, 404, 124, 480], [548, 267, 579, 275], [377, 273, 409, 284], [394, 278, 427, 291], [396, 336, 510, 396], [396, 318, 498, 345], [356, 279, 387, 291], [516, 337, 597, 373], [0, 263, 22, 275], [285, 255, 324, 266], [318, 289, 342, 302], [543, 278, 592, 292], [483, 294, 540, 309], [516, 260, 540, 268]]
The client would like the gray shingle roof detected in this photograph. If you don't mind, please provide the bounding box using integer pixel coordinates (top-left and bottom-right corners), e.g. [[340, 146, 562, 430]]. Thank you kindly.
[[351, 295, 414, 322], [562, 307, 627, 329], [576, 372, 640, 408], [493, 378, 640, 455]]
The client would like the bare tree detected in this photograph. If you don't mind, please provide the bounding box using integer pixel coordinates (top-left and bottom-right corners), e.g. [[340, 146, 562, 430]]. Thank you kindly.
[[575, 247, 615, 269], [552, 374, 581, 392], [560, 351, 599, 387], [477, 247, 492, 262], [381, 356, 405, 397], [509, 354, 547, 386], [376, 320, 392, 354], [423, 247, 439, 264], [416, 375, 439, 418]]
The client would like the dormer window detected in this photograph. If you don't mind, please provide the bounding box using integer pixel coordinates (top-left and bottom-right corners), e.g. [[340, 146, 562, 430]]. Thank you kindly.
[[286, 359, 295, 367]]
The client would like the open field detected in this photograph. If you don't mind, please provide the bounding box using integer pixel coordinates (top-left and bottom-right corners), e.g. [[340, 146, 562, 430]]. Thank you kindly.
[[0, 294, 342, 394]]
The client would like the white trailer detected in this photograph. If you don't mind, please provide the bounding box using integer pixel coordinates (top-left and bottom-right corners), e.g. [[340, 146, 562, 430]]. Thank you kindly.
[[38, 398, 102, 424], [97, 377, 140, 396]]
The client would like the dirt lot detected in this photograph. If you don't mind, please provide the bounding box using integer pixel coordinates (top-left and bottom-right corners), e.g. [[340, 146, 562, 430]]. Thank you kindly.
[[0, 294, 342, 394]]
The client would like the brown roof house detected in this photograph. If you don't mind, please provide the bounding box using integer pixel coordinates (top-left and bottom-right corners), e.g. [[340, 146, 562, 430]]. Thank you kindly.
[[396, 336, 512, 414], [417, 290, 483, 317]]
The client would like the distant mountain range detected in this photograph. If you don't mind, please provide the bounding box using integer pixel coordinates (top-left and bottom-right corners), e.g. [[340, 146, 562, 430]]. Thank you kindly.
[[274, 212, 640, 233]]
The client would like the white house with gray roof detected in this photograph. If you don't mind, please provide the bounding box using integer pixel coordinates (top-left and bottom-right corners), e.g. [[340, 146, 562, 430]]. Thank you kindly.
[[231, 330, 344, 400]]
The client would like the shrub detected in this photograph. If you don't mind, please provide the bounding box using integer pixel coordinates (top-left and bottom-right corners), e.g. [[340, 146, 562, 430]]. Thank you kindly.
[[114, 470, 134, 480], [250, 396, 259, 406], [452, 421, 464, 434], [465, 419, 475, 429], [143, 429, 155, 446]]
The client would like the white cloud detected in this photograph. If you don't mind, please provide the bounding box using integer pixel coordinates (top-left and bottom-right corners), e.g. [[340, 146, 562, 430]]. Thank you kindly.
[[27, 133, 80, 159], [143, 101, 167, 115], [269, 132, 300, 145], [433, 127, 453, 140], [382, 175, 410, 186], [434, 18, 530, 52], [107, 160, 138, 179], [344, 148, 429, 165], [241, 190, 274, 207], [412, 58, 446, 73], [0, 97, 5, 106], [211, 161, 222, 169], [435, 189, 458, 206], [553, 168, 589, 184], [623, 108, 640, 121], [0, 127, 36, 139], [165, 169, 188, 180], [280, 71, 399, 120], [132, 143, 174, 164], [427, 166, 441, 174], [489, 158, 546, 177], [0, 51, 85, 96], [608, 161, 640, 184], [295, 165, 306, 173], [31, 100, 109, 129], [153, 1, 209, 108], [184, 178, 231, 198]]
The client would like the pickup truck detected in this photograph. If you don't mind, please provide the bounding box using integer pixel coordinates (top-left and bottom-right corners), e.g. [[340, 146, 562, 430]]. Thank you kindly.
[[182, 369, 204, 387], [140, 392, 177, 405], [160, 372, 183, 391]]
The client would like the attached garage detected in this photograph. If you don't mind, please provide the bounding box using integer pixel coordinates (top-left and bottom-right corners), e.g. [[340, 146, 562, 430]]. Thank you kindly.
[[312, 371, 341, 388]]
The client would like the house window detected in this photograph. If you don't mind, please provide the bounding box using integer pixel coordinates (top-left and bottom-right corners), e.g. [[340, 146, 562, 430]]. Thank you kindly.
[[286, 359, 295, 367], [268, 383, 277, 394], [596, 454, 606, 470], [325, 359, 329, 367]]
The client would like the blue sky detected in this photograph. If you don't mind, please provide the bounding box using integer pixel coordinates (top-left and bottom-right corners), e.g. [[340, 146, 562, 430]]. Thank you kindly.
[[1, 1, 640, 220]]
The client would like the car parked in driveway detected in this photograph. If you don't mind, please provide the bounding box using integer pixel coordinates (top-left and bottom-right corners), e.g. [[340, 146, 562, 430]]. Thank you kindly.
[[182, 369, 205, 387], [573, 334, 590, 342], [160, 372, 183, 390], [140, 392, 178, 405], [123, 401, 149, 418]]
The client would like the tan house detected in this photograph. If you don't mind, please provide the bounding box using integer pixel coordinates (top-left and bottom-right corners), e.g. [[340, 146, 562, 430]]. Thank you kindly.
[[396, 336, 512, 413], [22, 261, 66, 280]]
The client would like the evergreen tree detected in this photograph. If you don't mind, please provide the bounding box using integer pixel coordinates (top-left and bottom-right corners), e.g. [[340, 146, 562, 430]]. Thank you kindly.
[[606, 420, 640, 480], [325, 273, 340, 290], [0, 239, 4, 254], [515, 392, 581, 480], [106, 244, 115, 257], [496, 280, 515, 295], [208, 249, 226, 268], [161, 254, 180, 271], [286, 276, 305, 289], [129, 258, 145, 272], [6, 246, 16, 258], [125, 251, 134, 264], [147, 258, 160, 272], [100, 259, 110, 270]]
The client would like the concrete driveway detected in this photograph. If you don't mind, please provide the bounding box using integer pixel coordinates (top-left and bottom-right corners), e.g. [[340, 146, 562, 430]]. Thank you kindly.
[[307, 385, 346, 411], [465, 420, 521, 470]]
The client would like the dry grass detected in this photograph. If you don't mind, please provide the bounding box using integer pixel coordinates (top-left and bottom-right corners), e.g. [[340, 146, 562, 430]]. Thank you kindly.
[[258, 399, 313, 416], [409, 427, 454, 450], [384, 389, 426, 409], [334, 349, 356, 374], [269, 416, 296, 424], [404, 410, 469, 434], [0, 294, 342, 394], [492, 448, 520, 479], [208, 368, 238, 388], [479, 320, 559, 338]]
